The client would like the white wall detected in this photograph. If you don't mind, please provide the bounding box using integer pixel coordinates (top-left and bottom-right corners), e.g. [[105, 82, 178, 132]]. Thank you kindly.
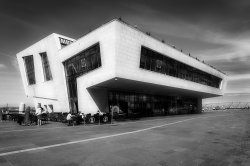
[[16, 33, 75, 112], [114, 21, 227, 97], [59, 21, 117, 114], [60, 20, 227, 114], [17, 19, 227, 114]]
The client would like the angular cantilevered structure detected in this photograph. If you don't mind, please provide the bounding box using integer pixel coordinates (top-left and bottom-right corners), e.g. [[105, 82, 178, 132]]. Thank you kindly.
[[17, 19, 227, 116]]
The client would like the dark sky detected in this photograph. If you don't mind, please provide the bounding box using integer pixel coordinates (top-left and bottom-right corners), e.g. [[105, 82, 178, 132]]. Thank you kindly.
[[1, 0, 250, 105]]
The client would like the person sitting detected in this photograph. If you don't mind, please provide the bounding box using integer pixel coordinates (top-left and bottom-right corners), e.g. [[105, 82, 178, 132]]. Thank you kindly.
[[79, 112, 86, 124], [66, 112, 73, 126]]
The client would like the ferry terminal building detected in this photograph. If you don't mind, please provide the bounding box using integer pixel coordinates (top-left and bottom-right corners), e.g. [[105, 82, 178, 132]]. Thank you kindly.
[[16, 19, 227, 117]]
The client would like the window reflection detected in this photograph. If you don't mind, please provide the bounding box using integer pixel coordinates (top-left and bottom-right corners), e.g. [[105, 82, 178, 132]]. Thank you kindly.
[[23, 55, 36, 85], [108, 91, 198, 117], [64, 43, 101, 77], [140, 46, 222, 88], [40, 52, 52, 81]]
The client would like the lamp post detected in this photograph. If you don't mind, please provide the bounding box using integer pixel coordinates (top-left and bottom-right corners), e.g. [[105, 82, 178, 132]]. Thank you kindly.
[[111, 106, 113, 124]]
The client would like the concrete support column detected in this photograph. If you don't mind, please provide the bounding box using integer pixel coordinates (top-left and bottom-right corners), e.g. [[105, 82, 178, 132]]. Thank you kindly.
[[197, 98, 202, 113]]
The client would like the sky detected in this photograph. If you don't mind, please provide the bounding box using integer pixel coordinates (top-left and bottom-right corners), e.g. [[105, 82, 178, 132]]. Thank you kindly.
[[0, 0, 250, 106]]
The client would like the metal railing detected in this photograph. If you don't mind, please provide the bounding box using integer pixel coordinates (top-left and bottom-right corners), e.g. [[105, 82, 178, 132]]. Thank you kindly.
[[202, 102, 250, 111]]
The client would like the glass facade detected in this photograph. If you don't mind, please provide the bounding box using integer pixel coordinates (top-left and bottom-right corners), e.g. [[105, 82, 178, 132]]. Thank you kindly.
[[40, 52, 52, 81], [23, 55, 36, 85], [140, 46, 222, 88], [64, 43, 101, 113], [108, 90, 198, 118], [64, 43, 101, 78]]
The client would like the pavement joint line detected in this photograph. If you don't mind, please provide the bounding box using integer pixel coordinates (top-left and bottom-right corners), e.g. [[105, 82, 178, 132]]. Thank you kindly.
[[0, 114, 234, 157]]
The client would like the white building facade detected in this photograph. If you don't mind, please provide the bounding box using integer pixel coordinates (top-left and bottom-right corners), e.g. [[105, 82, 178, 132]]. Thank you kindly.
[[17, 19, 227, 116]]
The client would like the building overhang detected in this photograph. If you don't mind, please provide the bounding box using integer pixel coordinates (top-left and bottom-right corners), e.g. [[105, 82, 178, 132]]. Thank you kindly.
[[88, 77, 222, 99]]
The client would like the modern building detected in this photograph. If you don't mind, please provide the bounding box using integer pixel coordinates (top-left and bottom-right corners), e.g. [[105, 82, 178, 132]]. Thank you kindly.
[[17, 19, 227, 116]]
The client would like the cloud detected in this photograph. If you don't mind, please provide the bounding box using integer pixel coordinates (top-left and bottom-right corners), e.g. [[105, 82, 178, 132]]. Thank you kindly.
[[206, 56, 250, 75], [141, 17, 250, 95], [128, 15, 250, 77], [0, 51, 15, 59], [228, 74, 250, 81], [137, 0, 250, 35], [0, 0, 250, 104], [0, 51, 19, 71], [10, 58, 19, 71], [196, 32, 250, 61], [225, 77, 250, 94], [0, 64, 6, 68]]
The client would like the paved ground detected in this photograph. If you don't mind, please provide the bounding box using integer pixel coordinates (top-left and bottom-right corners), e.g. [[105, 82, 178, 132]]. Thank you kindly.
[[0, 110, 250, 166]]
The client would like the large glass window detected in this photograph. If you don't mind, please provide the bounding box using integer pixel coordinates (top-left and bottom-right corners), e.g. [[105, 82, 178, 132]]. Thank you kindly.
[[40, 52, 52, 81], [64, 43, 101, 77], [108, 90, 198, 118], [23, 55, 36, 85], [140, 46, 222, 88], [63, 43, 101, 113]]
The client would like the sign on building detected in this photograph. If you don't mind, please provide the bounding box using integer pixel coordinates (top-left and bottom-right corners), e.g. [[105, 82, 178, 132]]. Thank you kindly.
[[59, 37, 73, 48]]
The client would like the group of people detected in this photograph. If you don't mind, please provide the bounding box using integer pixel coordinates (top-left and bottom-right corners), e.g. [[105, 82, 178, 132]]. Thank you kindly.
[[20, 104, 45, 126], [1, 104, 101, 126], [66, 112, 85, 126], [0, 106, 39, 125], [18, 105, 44, 126]]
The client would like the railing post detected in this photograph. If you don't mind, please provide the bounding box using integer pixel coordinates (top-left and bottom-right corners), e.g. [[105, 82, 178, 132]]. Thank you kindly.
[[98, 113, 100, 125], [111, 109, 113, 124]]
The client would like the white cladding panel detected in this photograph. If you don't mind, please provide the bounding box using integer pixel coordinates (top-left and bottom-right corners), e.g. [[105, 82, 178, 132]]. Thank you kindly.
[[16, 19, 227, 114], [59, 21, 117, 114], [16, 34, 74, 112], [114, 21, 227, 96]]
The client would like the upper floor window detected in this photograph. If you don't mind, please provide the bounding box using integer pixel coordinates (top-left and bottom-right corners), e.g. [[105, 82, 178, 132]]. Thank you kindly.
[[40, 52, 52, 81], [23, 55, 36, 85], [140, 46, 222, 88], [64, 43, 101, 77]]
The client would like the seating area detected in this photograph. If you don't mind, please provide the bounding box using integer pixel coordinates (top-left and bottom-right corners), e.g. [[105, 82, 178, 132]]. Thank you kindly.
[[0, 110, 143, 127]]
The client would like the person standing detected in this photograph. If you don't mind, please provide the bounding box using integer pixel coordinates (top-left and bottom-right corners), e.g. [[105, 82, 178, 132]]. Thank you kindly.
[[66, 112, 72, 126], [0, 109, 3, 122], [36, 104, 43, 126], [24, 106, 31, 125]]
